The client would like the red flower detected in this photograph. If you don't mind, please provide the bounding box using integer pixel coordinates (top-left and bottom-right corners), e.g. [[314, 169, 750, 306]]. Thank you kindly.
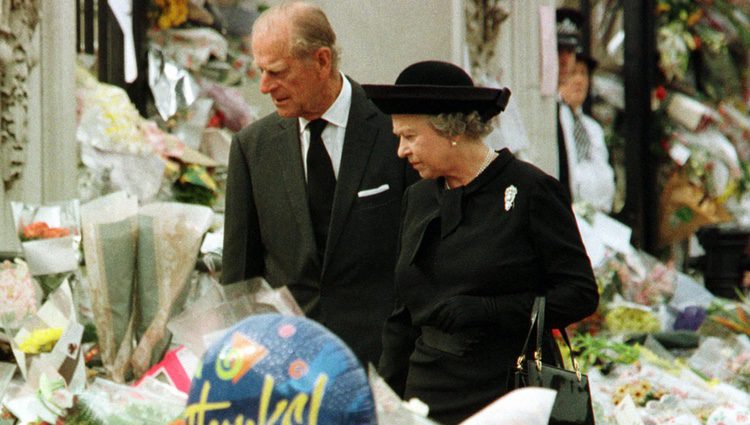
[[41, 227, 70, 239], [21, 221, 70, 241], [22, 222, 49, 240], [207, 110, 225, 128], [655, 85, 667, 101]]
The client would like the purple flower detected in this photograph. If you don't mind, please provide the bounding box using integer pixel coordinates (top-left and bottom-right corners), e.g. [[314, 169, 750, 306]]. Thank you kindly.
[[673, 305, 707, 331]]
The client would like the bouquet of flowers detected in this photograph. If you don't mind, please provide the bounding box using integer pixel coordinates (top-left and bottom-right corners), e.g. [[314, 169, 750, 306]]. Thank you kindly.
[[130, 201, 214, 377], [4, 280, 85, 398], [700, 297, 750, 337], [10, 200, 81, 298], [604, 303, 662, 335], [80, 191, 140, 382], [726, 351, 750, 391], [168, 277, 301, 357], [81, 192, 214, 383], [657, 170, 732, 247], [622, 251, 676, 306], [0, 259, 40, 330]]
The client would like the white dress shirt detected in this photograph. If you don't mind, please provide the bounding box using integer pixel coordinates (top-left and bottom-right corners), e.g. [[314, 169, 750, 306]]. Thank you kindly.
[[559, 103, 616, 213], [298, 73, 352, 180]]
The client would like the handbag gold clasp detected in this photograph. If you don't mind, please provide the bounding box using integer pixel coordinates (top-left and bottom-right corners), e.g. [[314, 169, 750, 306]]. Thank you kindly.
[[515, 355, 525, 371]]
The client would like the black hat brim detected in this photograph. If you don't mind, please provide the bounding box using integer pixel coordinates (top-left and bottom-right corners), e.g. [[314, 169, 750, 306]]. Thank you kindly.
[[576, 52, 598, 71], [362, 84, 511, 121]]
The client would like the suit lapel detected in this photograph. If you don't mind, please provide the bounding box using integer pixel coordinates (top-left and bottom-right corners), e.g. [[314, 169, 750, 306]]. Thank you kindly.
[[274, 118, 317, 248], [324, 83, 379, 268]]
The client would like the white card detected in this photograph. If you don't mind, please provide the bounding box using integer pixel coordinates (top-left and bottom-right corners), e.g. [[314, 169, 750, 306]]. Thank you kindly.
[[575, 214, 606, 268], [669, 142, 691, 166], [592, 212, 633, 255], [614, 395, 646, 425]]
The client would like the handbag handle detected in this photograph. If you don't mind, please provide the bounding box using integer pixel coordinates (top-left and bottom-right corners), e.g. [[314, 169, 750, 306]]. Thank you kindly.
[[515, 296, 583, 383]]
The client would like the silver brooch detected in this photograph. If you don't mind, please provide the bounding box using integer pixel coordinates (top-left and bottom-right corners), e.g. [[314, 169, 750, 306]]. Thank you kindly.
[[504, 185, 517, 211]]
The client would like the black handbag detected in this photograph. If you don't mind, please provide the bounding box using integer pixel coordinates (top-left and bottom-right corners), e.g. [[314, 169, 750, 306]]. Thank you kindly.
[[510, 296, 595, 425]]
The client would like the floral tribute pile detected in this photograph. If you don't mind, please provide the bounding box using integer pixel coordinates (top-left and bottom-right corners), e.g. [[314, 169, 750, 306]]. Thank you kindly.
[[571, 206, 750, 424]]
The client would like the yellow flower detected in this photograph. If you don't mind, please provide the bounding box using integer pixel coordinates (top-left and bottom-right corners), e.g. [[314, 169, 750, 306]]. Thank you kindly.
[[637, 380, 652, 392], [686, 9, 703, 26], [19, 327, 63, 354]]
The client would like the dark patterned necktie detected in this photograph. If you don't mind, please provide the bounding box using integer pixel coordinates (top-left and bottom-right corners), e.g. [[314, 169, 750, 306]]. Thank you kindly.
[[573, 113, 592, 162], [306, 119, 335, 253]]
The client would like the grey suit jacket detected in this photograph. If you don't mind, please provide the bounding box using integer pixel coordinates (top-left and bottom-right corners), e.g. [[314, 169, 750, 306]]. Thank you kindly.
[[222, 79, 417, 364]]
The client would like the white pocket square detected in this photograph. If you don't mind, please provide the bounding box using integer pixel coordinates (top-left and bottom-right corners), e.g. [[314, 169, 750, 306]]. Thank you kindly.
[[357, 184, 390, 198]]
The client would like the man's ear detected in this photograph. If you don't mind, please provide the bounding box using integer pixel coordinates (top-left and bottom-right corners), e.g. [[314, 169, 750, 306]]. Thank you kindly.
[[313, 47, 333, 76]]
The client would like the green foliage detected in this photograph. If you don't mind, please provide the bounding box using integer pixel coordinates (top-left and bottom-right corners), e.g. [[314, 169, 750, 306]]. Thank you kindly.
[[572, 333, 640, 372]]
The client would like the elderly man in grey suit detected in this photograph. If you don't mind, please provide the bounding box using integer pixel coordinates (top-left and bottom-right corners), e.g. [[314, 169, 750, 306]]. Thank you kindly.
[[222, 1, 417, 365]]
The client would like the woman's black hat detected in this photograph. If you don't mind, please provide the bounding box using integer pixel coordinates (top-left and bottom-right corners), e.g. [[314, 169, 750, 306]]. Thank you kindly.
[[362, 61, 511, 121], [557, 7, 584, 50], [576, 51, 598, 72]]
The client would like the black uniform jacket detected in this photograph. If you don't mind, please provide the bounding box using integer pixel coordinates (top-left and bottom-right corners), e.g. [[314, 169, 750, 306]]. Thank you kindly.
[[222, 79, 417, 365], [379, 148, 599, 424]]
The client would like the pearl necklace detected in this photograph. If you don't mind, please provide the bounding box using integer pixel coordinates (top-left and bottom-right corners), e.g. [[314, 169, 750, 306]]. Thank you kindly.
[[475, 148, 498, 179], [445, 148, 498, 190]]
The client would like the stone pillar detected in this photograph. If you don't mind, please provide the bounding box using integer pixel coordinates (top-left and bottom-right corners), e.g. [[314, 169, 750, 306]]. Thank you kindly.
[[0, 0, 76, 253], [40, 0, 76, 202], [495, 0, 558, 175]]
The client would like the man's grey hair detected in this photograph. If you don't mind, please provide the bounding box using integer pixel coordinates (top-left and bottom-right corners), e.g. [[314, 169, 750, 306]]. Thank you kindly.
[[253, 1, 341, 71]]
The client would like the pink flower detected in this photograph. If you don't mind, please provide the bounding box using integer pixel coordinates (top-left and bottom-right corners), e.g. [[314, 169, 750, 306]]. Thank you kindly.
[[0, 259, 37, 328]]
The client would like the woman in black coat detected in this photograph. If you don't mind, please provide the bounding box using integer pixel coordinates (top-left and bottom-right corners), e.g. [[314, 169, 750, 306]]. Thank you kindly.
[[363, 61, 599, 425]]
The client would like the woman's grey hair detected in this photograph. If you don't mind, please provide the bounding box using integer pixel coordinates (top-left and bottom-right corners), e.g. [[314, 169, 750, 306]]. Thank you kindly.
[[253, 1, 341, 71], [428, 112, 496, 140]]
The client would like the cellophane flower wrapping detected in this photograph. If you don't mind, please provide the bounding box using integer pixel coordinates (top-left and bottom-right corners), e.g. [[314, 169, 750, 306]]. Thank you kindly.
[[148, 48, 200, 122], [8, 280, 86, 393], [657, 171, 732, 247], [0, 259, 41, 330], [130, 202, 213, 377], [700, 297, 750, 338], [367, 366, 442, 425], [73, 376, 186, 424], [80, 191, 139, 382], [10, 200, 81, 281], [622, 251, 676, 307], [76, 65, 167, 203], [589, 346, 750, 424], [200, 80, 257, 132], [167, 277, 303, 359]]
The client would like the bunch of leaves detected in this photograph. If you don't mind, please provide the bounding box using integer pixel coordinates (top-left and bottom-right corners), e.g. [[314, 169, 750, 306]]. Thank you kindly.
[[701, 295, 750, 337], [172, 164, 218, 207], [726, 351, 750, 391], [571, 333, 640, 373], [35, 272, 73, 301], [56, 397, 104, 425], [656, 0, 703, 27]]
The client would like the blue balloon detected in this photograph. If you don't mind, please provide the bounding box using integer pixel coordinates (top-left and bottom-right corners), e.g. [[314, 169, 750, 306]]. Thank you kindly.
[[181, 314, 377, 425]]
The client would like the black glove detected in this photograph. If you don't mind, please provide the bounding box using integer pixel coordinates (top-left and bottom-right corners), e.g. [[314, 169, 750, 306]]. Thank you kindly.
[[430, 295, 498, 333]]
